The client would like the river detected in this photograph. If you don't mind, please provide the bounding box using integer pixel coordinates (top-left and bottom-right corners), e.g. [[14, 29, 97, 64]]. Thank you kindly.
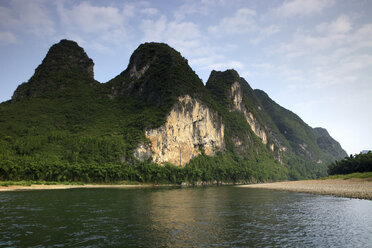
[[1, 186, 371, 247]]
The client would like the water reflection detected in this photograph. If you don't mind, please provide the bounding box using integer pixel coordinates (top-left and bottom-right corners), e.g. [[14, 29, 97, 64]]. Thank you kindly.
[[147, 187, 225, 247]]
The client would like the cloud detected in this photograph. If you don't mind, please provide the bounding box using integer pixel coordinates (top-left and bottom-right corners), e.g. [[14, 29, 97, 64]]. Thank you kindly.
[[276, 15, 372, 57], [140, 15, 203, 53], [271, 14, 372, 92], [209, 8, 257, 36], [251, 25, 281, 44], [208, 8, 280, 44], [141, 8, 158, 16], [0, 31, 17, 45], [0, 0, 55, 38], [54, 1, 144, 52], [56, 2, 125, 34], [173, 0, 226, 21], [316, 15, 352, 34], [272, 0, 335, 18]]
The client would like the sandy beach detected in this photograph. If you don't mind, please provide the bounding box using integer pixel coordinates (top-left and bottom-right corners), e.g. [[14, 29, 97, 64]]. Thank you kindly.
[[0, 184, 152, 192], [238, 178, 372, 200]]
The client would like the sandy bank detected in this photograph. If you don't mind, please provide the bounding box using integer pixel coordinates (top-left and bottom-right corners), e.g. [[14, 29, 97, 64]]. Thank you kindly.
[[0, 184, 152, 192], [238, 178, 372, 200]]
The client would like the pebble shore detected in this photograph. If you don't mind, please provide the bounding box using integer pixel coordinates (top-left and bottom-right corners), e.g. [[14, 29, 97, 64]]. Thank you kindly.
[[238, 178, 372, 200]]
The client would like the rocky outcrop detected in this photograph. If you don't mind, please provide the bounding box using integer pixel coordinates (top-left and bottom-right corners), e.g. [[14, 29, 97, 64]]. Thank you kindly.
[[129, 64, 149, 79], [135, 95, 225, 166], [230, 81, 267, 144]]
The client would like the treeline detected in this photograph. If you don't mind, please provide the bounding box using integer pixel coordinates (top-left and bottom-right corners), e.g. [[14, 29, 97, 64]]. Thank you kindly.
[[328, 152, 372, 175], [0, 153, 288, 184]]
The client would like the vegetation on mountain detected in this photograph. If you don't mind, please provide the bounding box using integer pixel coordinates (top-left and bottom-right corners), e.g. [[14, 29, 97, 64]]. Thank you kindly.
[[0, 39, 347, 184], [313, 127, 347, 159]]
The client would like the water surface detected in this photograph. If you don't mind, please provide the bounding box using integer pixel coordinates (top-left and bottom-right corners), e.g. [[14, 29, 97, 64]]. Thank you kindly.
[[1, 186, 371, 247]]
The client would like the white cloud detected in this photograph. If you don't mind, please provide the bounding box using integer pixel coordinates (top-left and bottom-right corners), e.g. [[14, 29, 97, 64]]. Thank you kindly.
[[208, 8, 280, 44], [276, 15, 372, 57], [271, 14, 372, 93], [251, 25, 281, 44], [209, 8, 257, 36], [0, 0, 55, 38], [54, 1, 144, 53], [0, 31, 17, 45], [316, 15, 352, 34], [141, 8, 158, 16], [141, 15, 203, 54], [141, 16, 167, 42], [173, 0, 225, 21], [57, 2, 125, 34], [272, 0, 335, 18]]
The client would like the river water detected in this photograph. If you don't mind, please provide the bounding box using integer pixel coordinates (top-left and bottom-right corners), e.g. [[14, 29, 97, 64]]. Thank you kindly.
[[1, 186, 371, 247]]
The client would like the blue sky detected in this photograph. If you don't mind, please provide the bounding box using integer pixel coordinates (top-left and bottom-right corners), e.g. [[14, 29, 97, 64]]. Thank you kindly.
[[0, 0, 371, 154]]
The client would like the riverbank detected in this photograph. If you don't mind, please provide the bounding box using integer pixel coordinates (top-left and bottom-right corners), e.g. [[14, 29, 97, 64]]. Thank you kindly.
[[238, 178, 372, 200], [0, 183, 155, 191]]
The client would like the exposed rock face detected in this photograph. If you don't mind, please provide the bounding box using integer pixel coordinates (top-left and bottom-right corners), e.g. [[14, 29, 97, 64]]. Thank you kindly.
[[135, 95, 225, 166], [230, 81, 267, 144], [129, 64, 149, 79]]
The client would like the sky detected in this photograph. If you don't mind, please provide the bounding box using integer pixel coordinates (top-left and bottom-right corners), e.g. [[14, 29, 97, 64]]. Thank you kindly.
[[0, 0, 371, 154]]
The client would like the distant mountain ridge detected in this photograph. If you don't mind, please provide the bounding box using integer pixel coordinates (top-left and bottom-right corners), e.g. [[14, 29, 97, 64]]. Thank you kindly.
[[0, 39, 348, 182]]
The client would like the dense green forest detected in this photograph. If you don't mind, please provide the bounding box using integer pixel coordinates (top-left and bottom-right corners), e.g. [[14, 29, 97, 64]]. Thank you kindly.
[[328, 152, 372, 175], [0, 40, 347, 184], [0, 152, 287, 184]]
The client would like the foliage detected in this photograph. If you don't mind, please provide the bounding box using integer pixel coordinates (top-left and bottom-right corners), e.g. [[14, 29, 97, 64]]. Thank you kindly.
[[0, 152, 287, 184], [322, 172, 372, 180], [254, 90, 322, 159], [328, 152, 372, 175], [313, 127, 347, 160]]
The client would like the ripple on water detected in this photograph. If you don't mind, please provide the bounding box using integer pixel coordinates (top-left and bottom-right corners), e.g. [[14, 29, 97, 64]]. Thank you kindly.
[[1, 187, 372, 247]]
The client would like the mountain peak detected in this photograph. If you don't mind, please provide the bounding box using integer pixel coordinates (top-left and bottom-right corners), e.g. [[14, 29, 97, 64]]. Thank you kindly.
[[208, 69, 240, 84], [108, 42, 205, 110], [125, 42, 188, 78], [12, 39, 95, 101], [39, 39, 94, 78], [206, 69, 250, 102]]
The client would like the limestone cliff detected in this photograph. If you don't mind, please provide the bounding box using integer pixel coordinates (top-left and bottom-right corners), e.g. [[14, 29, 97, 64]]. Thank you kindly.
[[229, 81, 267, 145], [135, 95, 225, 166], [230, 82, 287, 163]]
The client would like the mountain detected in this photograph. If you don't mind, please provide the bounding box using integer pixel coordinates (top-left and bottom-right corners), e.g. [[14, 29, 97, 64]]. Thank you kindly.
[[313, 127, 348, 159], [0, 39, 347, 183], [12, 39, 96, 100]]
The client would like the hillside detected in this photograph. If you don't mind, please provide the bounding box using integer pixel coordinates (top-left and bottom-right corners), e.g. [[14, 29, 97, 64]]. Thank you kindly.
[[313, 127, 348, 160], [0, 39, 347, 183]]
